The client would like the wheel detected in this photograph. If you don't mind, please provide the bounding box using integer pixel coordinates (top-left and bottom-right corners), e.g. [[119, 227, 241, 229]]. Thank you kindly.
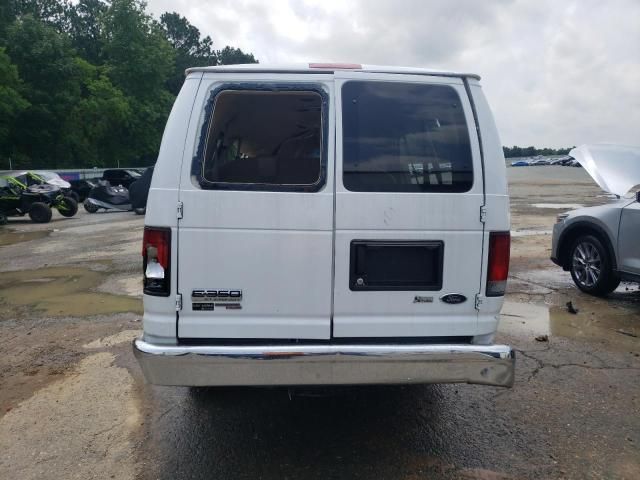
[[67, 191, 80, 203], [569, 234, 620, 296], [0, 213, 7, 225], [28, 202, 53, 223], [134, 207, 146, 215], [57, 196, 78, 217], [84, 200, 99, 213]]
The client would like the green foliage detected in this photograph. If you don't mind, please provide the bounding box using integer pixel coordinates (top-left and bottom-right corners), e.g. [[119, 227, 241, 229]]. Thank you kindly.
[[0, 47, 29, 156], [217, 46, 257, 66], [503, 145, 573, 158], [64, 59, 132, 167], [160, 11, 215, 95], [65, 0, 108, 64], [160, 12, 257, 95], [0, 0, 257, 169], [102, 0, 175, 99], [5, 15, 86, 168]]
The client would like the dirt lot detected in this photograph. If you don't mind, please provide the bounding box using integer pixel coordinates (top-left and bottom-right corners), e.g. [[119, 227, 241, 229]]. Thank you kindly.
[[0, 166, 638, 480]]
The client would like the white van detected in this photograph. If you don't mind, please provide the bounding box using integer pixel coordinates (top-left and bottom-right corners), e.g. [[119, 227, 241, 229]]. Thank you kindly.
[[133, 63, 514, 388]]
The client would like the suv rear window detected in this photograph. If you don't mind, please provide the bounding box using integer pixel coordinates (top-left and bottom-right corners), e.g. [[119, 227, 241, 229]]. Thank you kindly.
[[200, 89, 324, 189], [342, 81, 473, 192]]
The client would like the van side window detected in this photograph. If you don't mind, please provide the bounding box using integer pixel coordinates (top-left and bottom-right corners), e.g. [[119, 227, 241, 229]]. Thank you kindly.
[[200, 90, 323, 188], [342, 81, 473, 192]]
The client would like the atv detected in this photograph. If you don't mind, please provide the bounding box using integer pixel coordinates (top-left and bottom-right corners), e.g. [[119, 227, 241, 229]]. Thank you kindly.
[[9, 171, 80, 205], [0, 176, 77, 223]]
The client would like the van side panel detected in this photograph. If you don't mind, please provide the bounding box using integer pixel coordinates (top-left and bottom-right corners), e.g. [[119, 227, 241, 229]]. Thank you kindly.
[[143, 74, 202, 344], [468, 83, 510, 335]]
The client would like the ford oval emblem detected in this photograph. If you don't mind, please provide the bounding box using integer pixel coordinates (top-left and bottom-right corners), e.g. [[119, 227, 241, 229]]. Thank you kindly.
[[440, 294, 467, 305]]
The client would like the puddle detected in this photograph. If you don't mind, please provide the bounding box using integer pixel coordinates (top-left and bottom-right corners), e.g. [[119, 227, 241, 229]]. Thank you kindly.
[[96, 273, 142, 297], [0, 229, 50, 247], [531, 203, 583, 209], [501, 300, 640, 351], [0, 267, 142, 317]]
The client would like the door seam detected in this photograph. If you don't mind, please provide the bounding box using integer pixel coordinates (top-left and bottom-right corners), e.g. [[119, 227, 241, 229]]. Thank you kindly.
[[463, 79, 487, 321], [330, 79, 337, 339], [176, 73, 204, 340]]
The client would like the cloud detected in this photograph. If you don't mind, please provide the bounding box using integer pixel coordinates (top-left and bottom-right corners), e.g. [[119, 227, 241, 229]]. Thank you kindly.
[[147, 0, 640, 147]]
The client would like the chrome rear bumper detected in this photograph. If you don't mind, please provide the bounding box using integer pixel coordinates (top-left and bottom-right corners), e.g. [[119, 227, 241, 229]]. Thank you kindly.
[[133, 339, 515, 388]]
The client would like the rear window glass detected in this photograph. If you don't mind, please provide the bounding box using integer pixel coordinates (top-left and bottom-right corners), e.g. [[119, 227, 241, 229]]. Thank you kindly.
[[342, 81, 473, 192], [201, 90, 323, 188]]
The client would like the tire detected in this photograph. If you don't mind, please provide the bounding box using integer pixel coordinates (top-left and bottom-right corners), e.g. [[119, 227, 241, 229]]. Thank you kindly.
[[67, 191, 80, 203], [569, 234, 620, 296], [28, 202, 53, 223], [84, 200, 99, 213], [0, 213, 7, 225], [57, 196, 78, 217], [134, 207, 146, 215]]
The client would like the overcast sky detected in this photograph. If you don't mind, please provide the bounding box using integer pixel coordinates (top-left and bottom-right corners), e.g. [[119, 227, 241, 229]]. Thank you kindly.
[[147, 0, 639, 148]]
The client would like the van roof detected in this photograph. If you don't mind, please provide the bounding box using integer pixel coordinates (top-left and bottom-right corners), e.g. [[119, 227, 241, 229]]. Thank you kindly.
[[185, 63, 481, 81]]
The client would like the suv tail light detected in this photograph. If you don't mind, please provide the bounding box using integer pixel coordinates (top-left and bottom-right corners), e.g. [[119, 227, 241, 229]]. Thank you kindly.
[[143, 227, 171, 296], [486, 231, 510, 297]]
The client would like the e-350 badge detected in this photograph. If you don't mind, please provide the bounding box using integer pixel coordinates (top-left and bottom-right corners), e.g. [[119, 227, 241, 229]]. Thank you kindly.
[[191, 289, 242, 311]]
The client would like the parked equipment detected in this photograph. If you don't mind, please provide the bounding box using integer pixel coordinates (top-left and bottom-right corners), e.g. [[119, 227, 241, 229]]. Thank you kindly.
[[101, 169, 141, 189], [84, 181, 132, 213], [6, 171, 79, 202], [0, 176, 77, 223], [129, 166, 154, 215], [68, 178, 98, 202]]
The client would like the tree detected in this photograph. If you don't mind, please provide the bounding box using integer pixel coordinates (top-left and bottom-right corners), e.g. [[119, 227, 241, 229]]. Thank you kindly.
[[0, 0, 17, 38], [5, 15, 85, 168], [217, 46, 256, 65], [503, 145, 573, 158], [0, 47, 29, 164], [64, 59, 132, 167], [160, 11, 215, 95], [11, 0, 68, 31], [64, 0, 107, 64], [100, 0, 175, 164], [101, 0, 174, 99], [0, 0, 258, 168]]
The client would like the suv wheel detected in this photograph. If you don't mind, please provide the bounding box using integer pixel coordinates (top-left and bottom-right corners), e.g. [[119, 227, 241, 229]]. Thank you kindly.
[[569, 234, 619, 296]]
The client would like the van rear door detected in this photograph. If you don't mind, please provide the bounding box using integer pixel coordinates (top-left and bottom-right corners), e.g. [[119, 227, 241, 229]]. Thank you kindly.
[[177, 77, 334, 340], [332, 72, 485, 338]]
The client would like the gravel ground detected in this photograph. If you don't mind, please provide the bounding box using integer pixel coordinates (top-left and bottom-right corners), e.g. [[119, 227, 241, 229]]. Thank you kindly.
[[0, 167, 638, 480]]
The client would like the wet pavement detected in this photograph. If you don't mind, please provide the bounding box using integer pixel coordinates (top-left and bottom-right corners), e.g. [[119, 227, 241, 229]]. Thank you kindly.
[[1, 168, 639, 480]]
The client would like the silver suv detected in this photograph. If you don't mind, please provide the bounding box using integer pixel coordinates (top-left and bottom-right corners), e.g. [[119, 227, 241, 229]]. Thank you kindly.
[[551, 144, 640, 296]]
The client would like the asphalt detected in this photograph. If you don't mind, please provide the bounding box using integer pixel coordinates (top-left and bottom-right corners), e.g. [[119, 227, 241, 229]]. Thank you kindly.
[[0, 168, 639, 480]]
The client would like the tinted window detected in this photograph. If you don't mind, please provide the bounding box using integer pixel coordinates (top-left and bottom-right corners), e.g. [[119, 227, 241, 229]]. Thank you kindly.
[[201, 90, 323, 187], [342, 81, 473, 192]]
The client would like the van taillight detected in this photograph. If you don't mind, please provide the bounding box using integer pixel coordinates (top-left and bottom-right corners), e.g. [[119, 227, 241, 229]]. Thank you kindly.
[[143, 227, 171, 296], [486, 232, 510, 297]]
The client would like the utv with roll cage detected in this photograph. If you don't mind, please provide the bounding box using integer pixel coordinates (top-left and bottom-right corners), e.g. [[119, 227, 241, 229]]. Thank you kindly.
[[0, 174, 77, 224]]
